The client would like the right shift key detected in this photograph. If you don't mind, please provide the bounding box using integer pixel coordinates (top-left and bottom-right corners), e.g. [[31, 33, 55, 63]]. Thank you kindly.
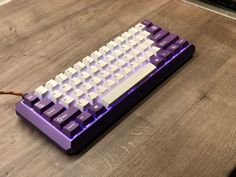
[[175, 38, 189, 48], [157, 34, 179, 49]]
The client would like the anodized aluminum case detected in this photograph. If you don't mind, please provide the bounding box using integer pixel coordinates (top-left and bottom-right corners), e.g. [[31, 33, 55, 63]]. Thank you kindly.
[[16, 44, 195, 154]]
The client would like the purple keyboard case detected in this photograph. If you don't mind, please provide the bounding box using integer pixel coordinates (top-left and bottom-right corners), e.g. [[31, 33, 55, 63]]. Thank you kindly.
[[16, 20, 195, 154]]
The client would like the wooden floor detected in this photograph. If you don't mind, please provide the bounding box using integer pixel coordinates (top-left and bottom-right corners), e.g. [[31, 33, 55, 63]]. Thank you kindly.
[[0, 0, 235, 176]]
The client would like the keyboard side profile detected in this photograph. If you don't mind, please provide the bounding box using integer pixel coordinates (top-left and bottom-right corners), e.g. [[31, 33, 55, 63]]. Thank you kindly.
[[16, 19, 195, 154]]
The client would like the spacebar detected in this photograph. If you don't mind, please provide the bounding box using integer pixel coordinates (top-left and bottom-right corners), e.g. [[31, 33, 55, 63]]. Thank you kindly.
[[101, 63, 156, 108]]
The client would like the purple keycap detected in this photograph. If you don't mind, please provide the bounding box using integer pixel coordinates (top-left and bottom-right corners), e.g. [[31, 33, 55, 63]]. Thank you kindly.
[[62, 121, 81, 138], [157, 34, 179, 49], [43, 103, 65, 122], [146, 25, 161, 35], [151, 29, 169, 43], [142, 19, 153, 27], [75, 112, 94, 127], [167, 44, 181, 55], [175, 38, 189, 48], [23, 93, 39, 107], [33, 97, 54, 114], [157, 50, 173, 61], [88, 101, 106, 117], [52, 106, 81, 130], [150, 55, 165, 67]]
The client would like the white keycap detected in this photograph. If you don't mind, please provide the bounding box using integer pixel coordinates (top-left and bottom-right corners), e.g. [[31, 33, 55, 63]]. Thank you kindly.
[[104, 79, 116, 89], [136, 56, 148, 65], [144, 51, 154, 60], [76, 98, 90, 111], [60, 95, 74, 108], [55, 73, 68, 85], [121, 32, 132, 40], [144, 39, 154, 47], [130, 49, 142, 58], [88, 65, 99, 75], [107, 41, 118, 50], [121, 67, 132, 76], [113, 73, 124, 82], [150, 46, 160, 54], [81, 83, 93, 93], [99, 46, 111, 55], [123, 54, 134, 63], [79, 71, 90, 81], [70, 77, 82, 89], [97, 60, 108, 69], [60, 83, 72, 94], [101, 63, 156, 108], [35, 86, 48, 99], [96, 85, 107, 96], [64, 67, 77, 78], [135, 23, 145, 31], [113, 50, 123, 59], [105, 56, 116, 64], [90, 76, 102, 86], [82, 56, 95, 66], [91, 51, 103, 61], [129, 62, 140, 70], [87, 92, 98, 104], [141, 31, 151, 38], [134, 35, 145, 44], [127, 40, 138, 48], [50, 90, 63, 103], [45, 79, 58, 91], [71, 89, 84, 100], [99, 70, 110, 80], [114, 36, 125, 45], [74, 61, 86, 72], [107, 65, 119, 74], [114, 60, 127, 68], [128, 27, 139, 35], [120, 45, 131, 53], [136, 44, 148, 53]]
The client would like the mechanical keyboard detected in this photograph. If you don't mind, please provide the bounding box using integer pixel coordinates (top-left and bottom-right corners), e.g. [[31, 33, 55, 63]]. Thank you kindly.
[[16, 19, 195, 154]]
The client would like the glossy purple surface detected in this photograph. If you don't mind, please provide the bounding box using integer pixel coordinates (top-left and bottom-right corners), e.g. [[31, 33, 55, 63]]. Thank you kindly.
[[16, 101, 71, 150]]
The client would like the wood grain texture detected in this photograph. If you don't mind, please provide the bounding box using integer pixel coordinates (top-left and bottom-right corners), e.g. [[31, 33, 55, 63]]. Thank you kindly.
[[0, 0, 235, 176]]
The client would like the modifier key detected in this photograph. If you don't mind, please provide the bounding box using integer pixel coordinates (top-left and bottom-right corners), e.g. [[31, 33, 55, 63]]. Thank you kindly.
[[88, 101, 106, 117], [146, 25, 160, 35], [75, 112, 94, 127], [151, 29, 169, 43], [157, 34, 179, 49], [23, 93, 39, 107], [33, 97, 54, 114], [52, 106, 81, 130], [150, 56, 165, 67], [62, 121, 81, 138], [175, 38, 189, 48], [142, 19, 153, 27], [167, 44, 181, 55], [43, 103, 65, 122], [157, 50, 173, 61]]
